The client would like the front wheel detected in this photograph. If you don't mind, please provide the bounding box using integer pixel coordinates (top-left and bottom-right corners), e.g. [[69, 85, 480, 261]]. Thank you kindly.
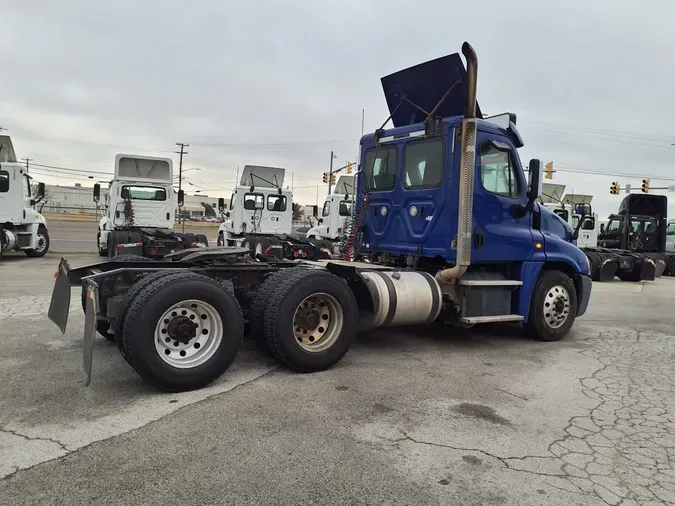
[[25, 226, 50, 258], [217, 232, 224, 247], [121, 271, 243, 392], [524, 270, 577, 342]]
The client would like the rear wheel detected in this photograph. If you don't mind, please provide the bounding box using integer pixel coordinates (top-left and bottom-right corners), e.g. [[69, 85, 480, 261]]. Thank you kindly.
[[249, 268, 300, 357], [262, 268, 358, 372], [524, 270, 577, 342], [122, 271, 243, 392], [25, 226, 49, 257], [195, 233, 209, 247], [217, 232, 224, 247]]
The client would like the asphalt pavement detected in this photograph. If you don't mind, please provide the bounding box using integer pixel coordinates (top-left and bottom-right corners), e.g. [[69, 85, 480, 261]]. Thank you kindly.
[[47, 220, 220, 253], [1, 255, 675, 505]]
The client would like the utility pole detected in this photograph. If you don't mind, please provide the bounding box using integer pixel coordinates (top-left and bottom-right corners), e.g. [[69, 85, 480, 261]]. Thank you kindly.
[[175, 143, 189, 231], [328, 151, 336, 195], [21, 158, 32, 173]]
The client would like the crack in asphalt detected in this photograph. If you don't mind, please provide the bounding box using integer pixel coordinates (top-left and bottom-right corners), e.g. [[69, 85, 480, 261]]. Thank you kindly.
[[0, 426, 68, 453]]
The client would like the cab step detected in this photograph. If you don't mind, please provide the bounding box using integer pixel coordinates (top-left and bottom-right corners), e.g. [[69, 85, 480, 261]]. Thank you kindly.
[[460, 315, 524, 324], [458, 279, 522, 286]]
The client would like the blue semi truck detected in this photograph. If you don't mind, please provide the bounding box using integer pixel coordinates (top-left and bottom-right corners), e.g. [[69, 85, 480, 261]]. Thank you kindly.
[[48, 41, 592, 392]]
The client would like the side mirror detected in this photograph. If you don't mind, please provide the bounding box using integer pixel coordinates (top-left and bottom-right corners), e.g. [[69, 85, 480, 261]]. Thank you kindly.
[[93, 183, 101, 203], [527, 159, 543, 199], [225, 211, 230, 218], [312, 205, 319, 218], [600, 223, 605, 234], [37, 182, 46, 198], [178, 189, 185, 206], [218, 197, 225, 211]]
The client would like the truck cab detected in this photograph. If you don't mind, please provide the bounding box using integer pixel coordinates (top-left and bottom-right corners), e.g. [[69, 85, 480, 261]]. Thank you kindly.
[[0, 134, 49, 259], [353, 47, 591, 338], [541, 190, 599, 249], [598, 194, 667, 253], [218, 165, 293, 246], [96, 154, 190, 258], [306, 175, 355, 241]]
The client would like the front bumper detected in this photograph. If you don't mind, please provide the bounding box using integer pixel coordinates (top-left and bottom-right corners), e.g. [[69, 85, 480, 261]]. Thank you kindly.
[[575, 273, 592, 317]]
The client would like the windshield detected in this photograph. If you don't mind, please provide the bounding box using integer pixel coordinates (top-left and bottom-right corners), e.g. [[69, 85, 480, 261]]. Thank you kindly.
[[121, 185, 167, 201]]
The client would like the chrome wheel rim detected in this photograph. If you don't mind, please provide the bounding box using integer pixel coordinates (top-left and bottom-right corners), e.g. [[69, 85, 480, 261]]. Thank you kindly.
[[292, 293, 343, 352], [154, 299, 223, 368], [35, 233, 47, 253], [543, 285, 570, 329]]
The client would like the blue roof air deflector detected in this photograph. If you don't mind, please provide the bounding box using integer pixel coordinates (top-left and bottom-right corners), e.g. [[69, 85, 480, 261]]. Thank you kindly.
[[381, 53, 483, 128]]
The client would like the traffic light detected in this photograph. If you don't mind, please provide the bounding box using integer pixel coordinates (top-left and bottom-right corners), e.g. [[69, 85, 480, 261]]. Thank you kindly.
[[322, 172, 328, 183], [346, 162, 353, 174], [610, 181, 620, 195], [544, 161, 553, 180], [331, 174, 336, 185], [641, 179, 649, 193]]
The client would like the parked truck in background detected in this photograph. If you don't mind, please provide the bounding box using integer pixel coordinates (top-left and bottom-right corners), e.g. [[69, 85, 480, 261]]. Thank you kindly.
[[94, 154, 208, 259], [0, 134, 50, 260], [305, 175, 355, 253], [216, 165, 328, 260], [596, 193, 669, 280], [48, 41, 592, 393]]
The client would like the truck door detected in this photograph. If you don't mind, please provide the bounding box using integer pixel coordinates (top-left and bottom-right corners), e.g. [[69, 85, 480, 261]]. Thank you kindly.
[[471, 136, 534, 262], [265, 193, 288, 234], [363, 136, 449, 257]]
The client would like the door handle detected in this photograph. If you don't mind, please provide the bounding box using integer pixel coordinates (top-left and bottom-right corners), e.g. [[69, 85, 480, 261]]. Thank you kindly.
[[474, 228, 484, 250]]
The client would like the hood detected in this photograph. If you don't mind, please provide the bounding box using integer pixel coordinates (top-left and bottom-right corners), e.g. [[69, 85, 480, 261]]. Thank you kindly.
[[381, 52, 483, 127]]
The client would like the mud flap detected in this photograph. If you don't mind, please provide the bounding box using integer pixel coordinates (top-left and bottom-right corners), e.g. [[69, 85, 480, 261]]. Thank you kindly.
[[596, 257, 617, 282], [47, 258, 72, 334], [82, 281, 99, 387]]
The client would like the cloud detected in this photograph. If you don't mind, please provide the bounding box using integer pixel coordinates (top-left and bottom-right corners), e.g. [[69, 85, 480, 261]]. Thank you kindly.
[[1, 0, 674, 217]]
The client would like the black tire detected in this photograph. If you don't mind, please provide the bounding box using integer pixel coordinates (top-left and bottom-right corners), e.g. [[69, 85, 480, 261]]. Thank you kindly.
[[217, 232, 224, 247], [113, 270, 167, 361], [122, 271, 244, 392], [195, 233, 209, 247], [263, 268, 358, 372], [249, 268, 299, 357], [25, 226, 50, 258], [523, 270, 578, 342], [585, 252, 600, 280], [97, 231, 107, 257], [112, 254, 153, 263], [107, 230, 120, 258]]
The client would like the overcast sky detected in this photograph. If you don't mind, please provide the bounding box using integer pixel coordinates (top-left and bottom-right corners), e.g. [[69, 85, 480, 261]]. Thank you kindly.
[[1, 0, 674, 218]]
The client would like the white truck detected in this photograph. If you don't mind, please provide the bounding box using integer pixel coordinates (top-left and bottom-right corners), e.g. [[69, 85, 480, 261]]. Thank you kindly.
[[540, 184, 598, 248], [94, 154, 207, 259], [216, 165, 326, 260], [305, 175, 355, 252], [0, 134, 50, 260]]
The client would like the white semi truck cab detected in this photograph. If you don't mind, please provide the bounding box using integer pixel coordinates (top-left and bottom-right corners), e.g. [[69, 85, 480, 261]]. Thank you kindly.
[[217, 165, 293, 246], [0, 135, 50, 260], [306, 175, 355, 242], [95, 154, 207, 258], [540, 184, 598, 249]]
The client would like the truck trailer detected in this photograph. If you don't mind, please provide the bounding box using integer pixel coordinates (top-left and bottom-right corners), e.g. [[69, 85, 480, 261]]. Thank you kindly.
[[48, 42, 592, 392]]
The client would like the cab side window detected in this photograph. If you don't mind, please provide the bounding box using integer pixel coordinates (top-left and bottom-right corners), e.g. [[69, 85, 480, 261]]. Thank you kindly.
[[23, 174, 31, 197], [667, 223, 675, 236], [479, 142, 520, 198]]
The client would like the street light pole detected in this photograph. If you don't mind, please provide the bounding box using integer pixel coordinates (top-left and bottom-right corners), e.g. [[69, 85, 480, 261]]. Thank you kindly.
[[175, 142, 189, 231]]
